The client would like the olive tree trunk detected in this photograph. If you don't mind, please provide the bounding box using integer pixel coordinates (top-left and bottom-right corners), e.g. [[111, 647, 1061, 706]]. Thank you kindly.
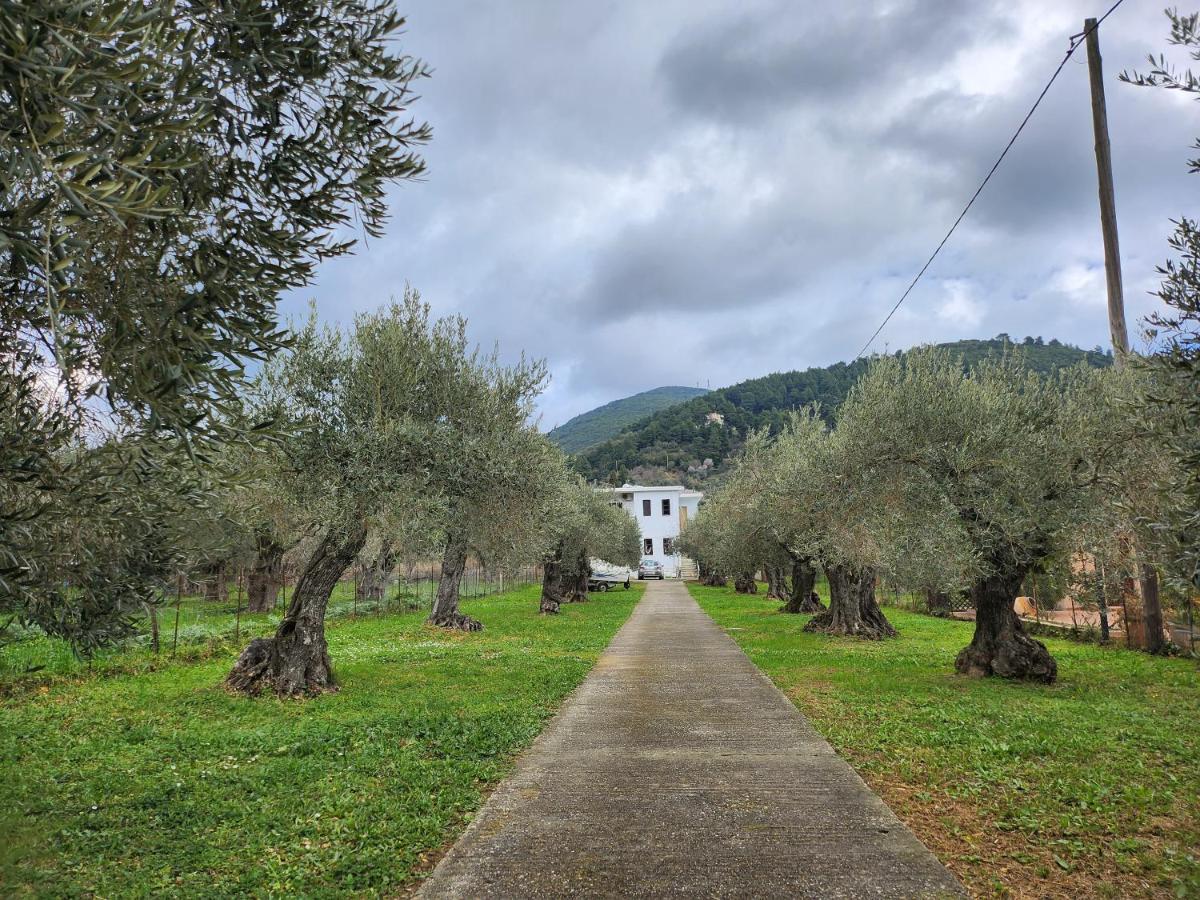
[[805, 564, 896, 639], [357, 540, 397, 603], [540, 542, 566, 615], [734, 572, 758, 594], [201, 562, 228, 603], [765, 565, 789, 600], [565, 548, 590, 602], [226, 517, 368, 697], [698, 562, 727, 587], [246, 534, 285, 613], [782, 556, 823, 614], [925, 589, 952, 618], [1139, 564, 1167, 654], [428, 533, 482, 631], [955, 566, 1056, 682]]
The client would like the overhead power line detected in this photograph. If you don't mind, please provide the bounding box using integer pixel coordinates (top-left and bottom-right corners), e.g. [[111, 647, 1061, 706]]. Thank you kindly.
[[853, 0, 1128, 360]]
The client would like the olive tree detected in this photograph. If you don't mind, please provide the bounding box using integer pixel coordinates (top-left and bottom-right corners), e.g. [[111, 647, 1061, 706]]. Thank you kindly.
[[680, 488, 764, 595], [1061, 364, 1192, 649], [837, 349, 1094, 681], [775, 414, 898, 638], [676, 509, 728, 588], [539, 480, 640, 615], [2, 0, 430, 647], [701, 429, 800, 603], [421, 353, 558, 632], [754, 412, 829, 615], [226, 293, 489, 695]]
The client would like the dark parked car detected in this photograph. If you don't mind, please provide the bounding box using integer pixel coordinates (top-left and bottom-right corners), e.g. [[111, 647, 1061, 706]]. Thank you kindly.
[[638, 558, 664, 580]]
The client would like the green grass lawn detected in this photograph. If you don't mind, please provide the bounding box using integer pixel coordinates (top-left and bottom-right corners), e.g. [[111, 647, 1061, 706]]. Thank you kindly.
[[0, 584, 641, 897], [0, 576, 532, 682], [689, 583, 1200, 899]]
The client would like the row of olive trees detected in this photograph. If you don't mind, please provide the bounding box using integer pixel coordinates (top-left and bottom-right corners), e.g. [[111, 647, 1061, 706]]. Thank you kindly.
[[681, 352, 1187, 683], [215, 291, 639, 697], [1, 2, 639, 699]]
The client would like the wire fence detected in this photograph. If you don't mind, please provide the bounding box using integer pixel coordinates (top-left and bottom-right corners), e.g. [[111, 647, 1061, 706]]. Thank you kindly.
[[879, 579, 1198, 655], [1, 564, 546, 680], [158, 563, 544, 652]]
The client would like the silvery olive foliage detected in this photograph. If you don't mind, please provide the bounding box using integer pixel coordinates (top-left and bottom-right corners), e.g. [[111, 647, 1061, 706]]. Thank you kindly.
[[552, 479, 641, 574], [2, 0, 430, 439], [833, 350, 1091, 597], [1, 0, 431, 649], [256, 289, 556, 551], [1140, 238, 1200, 595], [0, 402, 212, 652], [1063, 362, 1195, 617], [227, 290, 564, 685]]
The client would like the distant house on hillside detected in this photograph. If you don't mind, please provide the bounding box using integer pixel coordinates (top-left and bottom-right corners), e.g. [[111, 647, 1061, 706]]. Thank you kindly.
[[598, 484, 702, 577], [705, 412, 725, 426]]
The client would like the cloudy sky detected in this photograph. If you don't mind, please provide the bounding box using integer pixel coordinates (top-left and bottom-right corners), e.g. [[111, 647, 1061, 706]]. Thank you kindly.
[[282, 0, 1197, 430]]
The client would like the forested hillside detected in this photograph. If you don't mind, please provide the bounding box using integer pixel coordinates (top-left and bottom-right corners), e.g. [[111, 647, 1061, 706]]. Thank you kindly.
[[547, 385, 709, 453], [574, 337, 1111, 486]]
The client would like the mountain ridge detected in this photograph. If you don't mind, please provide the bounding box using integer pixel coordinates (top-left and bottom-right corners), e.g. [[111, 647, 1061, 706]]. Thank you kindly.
[[547, 385, 710, 453], [571, 336, 1112, 486]]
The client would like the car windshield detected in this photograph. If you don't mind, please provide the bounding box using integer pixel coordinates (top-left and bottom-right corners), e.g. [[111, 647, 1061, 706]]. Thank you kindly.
[[641, 558, 657, 566]]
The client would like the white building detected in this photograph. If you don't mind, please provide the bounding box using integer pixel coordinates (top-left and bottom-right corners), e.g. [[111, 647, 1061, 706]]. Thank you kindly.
[[599, 484, 703, 577]]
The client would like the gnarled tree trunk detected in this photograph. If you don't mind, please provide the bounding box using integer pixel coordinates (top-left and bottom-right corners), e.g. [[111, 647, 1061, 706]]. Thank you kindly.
[[734, 572, 758, 594], [565, 548, 590, 602], [955, 565, 1056, 682], [765, 565, 789, 600], [201, 561, 228, 603], [805, 564, 896, 639], [357, 540, 397, 604], [428, 532, 481, 631], [783, 556, 823, 614], [246, 532, 285, 613], [925, 589, 952, 618], [698, 561, 727, 587], [540, 542, 566, 615], [226, 516, 368, 697]]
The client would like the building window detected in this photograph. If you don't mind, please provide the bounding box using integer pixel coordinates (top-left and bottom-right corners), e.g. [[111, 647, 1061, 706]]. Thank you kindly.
[[643, 538, 653, 555], [662, 498, 671, 516], [642, 499, 651, 516], [663, 537, 674, 555]]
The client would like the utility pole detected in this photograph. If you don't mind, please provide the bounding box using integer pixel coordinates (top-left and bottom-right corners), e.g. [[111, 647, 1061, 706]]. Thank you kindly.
[[1087, 17, 1165, 652], [1085, 17, 1130, 367]]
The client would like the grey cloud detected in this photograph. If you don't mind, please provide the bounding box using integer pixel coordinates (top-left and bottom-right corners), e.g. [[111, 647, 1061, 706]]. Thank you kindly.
[[287, 0, 1191, 429], [658, 0, 1010, 123]]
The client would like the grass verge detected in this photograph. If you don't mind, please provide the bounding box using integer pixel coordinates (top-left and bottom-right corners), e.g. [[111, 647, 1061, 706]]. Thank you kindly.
[[0, 578, 531, 684], [688, 582, 1200, 899], [0, 584, 641, 897]]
